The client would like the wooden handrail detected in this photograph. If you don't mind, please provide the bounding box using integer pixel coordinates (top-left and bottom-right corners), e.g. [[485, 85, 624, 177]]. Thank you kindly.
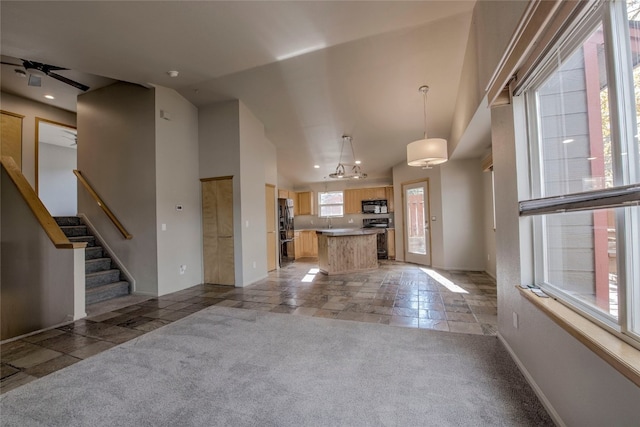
[[73, 170, 133, 240], [1, 156, 86, 249]]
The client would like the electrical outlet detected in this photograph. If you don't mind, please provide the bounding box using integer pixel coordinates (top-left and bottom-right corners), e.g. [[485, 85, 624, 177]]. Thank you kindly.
[[513, 312, 519, 329]]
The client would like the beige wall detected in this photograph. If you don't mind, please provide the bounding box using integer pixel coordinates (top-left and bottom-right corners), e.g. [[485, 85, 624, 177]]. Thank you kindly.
[[77, 82, 159, 295], [1, 168, 82, 339], [155, 86, 203, 295]]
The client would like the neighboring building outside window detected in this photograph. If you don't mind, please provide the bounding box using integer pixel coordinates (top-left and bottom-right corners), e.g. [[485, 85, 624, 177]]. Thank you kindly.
[[521, 0, 640, 347], [318, 191, 344, 217]]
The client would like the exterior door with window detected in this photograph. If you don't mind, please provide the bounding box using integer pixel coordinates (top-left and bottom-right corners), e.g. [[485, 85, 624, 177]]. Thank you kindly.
[[403, 180, 431, 265]]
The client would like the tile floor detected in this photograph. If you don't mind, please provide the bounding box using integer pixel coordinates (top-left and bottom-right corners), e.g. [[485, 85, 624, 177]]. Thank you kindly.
[[1, 259, 496, 394]]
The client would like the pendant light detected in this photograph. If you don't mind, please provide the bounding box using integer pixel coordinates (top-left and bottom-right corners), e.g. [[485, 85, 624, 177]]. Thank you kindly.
[[329, 135, 367, 179], [407, 85, 448, 168]]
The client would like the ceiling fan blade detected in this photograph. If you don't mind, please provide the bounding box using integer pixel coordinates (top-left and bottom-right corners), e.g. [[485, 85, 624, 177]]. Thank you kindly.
[[47, 72, 90, 91], [28, 74, 42, 87], [0, 61, 22, 66]]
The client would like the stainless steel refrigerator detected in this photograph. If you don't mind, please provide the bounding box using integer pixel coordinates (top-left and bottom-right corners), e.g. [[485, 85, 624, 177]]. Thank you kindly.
[[278, 198, 295, 265]]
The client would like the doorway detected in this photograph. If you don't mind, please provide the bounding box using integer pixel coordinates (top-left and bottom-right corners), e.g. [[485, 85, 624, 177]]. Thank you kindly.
[[35, 118, 77, 216], [402, 179, 431, 265]]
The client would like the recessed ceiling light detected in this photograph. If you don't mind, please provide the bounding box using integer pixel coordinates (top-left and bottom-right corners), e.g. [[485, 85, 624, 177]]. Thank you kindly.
[[355, 160, 362, 165], [44, 95, 55, 100], [314, 165, 320, 169], [167, 70, 179, 78], [562, 138, 574, 144]]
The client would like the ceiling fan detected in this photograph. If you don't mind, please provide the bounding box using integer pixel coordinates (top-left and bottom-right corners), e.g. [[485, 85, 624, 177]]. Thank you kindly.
[[0, 59, 90, 91], [62, 129, 78, 147]]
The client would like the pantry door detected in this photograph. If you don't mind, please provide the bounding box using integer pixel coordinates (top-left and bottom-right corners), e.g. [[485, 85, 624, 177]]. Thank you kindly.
[[403, 180, 431, 266]]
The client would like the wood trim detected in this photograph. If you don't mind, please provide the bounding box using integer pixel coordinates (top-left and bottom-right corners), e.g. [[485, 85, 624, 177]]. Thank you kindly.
[[200, 175, 234, 182], [481, 153, 493, 172], [518, 286, 640, 388], [1, 156, 86, 249], [34, 118, 76, 194], [265, 183, 276, 188], [73, 170, 132, 240], [0, 110, 25, 118]]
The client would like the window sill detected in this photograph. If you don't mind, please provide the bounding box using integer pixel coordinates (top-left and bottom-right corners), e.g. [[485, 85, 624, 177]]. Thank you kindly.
[[517, 286, 640, 387]]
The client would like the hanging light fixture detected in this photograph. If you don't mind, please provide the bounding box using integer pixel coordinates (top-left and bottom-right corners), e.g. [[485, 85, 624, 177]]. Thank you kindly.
[[329, 135, 367, 179], [407, 85, 448, 168]]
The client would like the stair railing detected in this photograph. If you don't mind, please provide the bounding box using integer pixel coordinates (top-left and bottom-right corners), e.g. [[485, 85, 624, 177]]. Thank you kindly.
[[73, 170, 133, 240], [1, 156, 86, 249]]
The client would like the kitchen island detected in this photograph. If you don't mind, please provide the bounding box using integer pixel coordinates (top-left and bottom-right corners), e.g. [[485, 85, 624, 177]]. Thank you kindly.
[[315, 228, 379, 275]]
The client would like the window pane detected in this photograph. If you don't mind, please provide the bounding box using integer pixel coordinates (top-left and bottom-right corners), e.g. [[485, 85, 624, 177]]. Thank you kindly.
[[535, 23, 613, 197], [320, 191, 343, 204], [538, 208, 618, 320], [320, 205, 343, 217]]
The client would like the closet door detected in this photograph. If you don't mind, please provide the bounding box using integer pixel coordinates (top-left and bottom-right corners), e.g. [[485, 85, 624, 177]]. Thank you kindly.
[[201, 176, 235, 285]]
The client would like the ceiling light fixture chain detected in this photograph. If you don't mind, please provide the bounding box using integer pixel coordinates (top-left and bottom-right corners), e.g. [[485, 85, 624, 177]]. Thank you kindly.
[[329, 135, 367, 179]]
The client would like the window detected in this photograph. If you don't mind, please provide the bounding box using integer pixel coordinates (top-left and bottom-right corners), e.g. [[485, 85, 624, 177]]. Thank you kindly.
[[318, 191, 344, 217], [521, 0, 640, 347]]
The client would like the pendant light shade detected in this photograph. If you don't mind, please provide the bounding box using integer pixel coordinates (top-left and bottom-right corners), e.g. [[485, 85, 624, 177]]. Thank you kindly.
[[407, 86, 448, 168]]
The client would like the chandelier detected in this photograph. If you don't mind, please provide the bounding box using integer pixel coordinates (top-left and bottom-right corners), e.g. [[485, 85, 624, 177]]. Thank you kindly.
[[329, 135, 367, 179], [407, 85, 448, 168]]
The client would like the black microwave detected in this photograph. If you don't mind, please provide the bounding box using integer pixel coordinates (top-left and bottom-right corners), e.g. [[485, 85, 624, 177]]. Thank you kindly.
[[362, 199, 388, 214]]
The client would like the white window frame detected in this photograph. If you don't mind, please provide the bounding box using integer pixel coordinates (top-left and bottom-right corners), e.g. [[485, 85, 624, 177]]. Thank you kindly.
[[318, 191, 344, 218], [519, 0, 640, 348]]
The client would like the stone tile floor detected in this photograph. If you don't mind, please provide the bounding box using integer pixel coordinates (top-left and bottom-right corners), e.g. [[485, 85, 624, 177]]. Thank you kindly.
[[1, 259, 496, 394]]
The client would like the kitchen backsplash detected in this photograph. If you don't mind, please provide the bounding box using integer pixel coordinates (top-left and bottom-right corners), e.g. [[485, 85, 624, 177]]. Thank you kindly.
[[294, 213, 394, 230]]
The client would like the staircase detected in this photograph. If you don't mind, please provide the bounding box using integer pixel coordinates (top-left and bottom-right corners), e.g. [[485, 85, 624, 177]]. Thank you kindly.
[[55, 216, 130, 305]]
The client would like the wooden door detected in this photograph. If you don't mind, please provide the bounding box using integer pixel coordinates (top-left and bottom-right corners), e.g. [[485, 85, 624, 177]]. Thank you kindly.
[[202, 177, 235, 285], [1, 111, 24, 169], [266, 184, 276, 271]]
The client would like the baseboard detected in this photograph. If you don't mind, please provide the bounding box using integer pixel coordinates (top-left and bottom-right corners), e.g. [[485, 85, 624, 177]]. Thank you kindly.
[[78, 213, 137, 291], [497, 333, 565, 427], [241, 274, 269, 287]]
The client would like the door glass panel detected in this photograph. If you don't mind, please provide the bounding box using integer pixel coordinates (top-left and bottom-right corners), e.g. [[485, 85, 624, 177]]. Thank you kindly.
[[406, 187, 426, 255]]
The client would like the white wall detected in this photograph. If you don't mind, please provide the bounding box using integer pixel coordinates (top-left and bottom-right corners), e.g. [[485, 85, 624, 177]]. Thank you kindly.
[[0, 92, 76, 188], [239, 101, 277, 284], [38, 142, 77, 216], [440, 159, 485, 271], [77, 82, 159, 295], [155, 86, 203, 295], [482, 167, 496, 278]]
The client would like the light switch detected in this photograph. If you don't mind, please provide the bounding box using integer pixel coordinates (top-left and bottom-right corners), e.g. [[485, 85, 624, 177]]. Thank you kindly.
[[431, 216, 436, 221], [161, 223, 167, 231]]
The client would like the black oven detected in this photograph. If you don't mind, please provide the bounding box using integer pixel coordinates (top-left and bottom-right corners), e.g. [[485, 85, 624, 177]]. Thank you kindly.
[[363, 218, 389, 259], [361, 199, 387, 214]]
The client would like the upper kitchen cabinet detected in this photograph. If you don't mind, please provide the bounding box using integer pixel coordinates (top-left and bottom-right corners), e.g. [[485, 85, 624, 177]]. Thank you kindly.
[[295, 191, 315, 216], [344, 186, 393, 214]]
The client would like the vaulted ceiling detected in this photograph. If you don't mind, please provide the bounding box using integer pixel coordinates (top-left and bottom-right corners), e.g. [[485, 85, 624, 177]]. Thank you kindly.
[[0, 1, 488, 186]]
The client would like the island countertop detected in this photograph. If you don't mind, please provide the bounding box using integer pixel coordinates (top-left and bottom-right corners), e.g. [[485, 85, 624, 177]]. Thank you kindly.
[[314, 228, 381, 237]]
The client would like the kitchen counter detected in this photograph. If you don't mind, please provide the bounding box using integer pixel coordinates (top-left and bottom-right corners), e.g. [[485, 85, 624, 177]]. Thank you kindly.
[[315, 228, 380, 237], [316, 229, 378, 275]]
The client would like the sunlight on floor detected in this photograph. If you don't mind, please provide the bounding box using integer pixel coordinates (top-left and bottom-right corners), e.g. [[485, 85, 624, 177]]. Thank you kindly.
[[420, 268, 469, 294], [302, 268, 320, 283]]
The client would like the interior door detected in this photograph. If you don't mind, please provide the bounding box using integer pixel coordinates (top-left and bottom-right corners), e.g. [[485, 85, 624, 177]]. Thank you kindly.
[[265, 184, 276, 271], [403, 180, 431, 265], [202, 177, 235, 285]]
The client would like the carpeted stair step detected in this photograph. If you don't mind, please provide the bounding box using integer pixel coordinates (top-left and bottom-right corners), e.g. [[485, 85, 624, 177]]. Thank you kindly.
[[54, 216, 81, 226], [68, 235, 96, 247], [85, 257, 113, 274], [59, 225, 88, 237], [85, 246, 104, 260], [86, 281, 130, 305], [86, 269, 121, 288]]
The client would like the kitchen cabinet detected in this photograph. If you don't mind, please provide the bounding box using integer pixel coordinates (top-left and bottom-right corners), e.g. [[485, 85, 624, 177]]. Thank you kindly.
[[343, 186, 390, 214], [387, 228, 395, 259], [295, 191, 315, 216], [294, 231, 302, 259], [295, 230, 318, 258]]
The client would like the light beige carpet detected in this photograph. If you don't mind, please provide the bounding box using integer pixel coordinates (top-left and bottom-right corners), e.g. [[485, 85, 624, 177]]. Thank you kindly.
[[0, 306, 552, 426]]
